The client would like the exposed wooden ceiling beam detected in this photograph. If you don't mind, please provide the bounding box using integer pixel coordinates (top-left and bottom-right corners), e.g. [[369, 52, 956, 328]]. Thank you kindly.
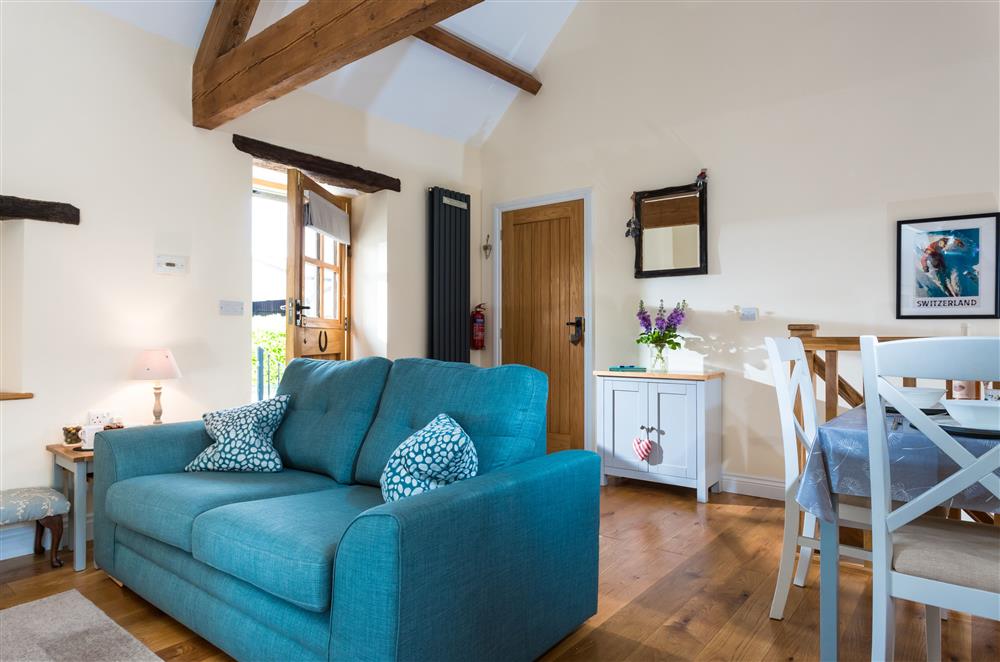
[[193, 0, 482, 129], [233, 134, 401, 193], [193, 0, 261, 72], [0, 195, 80, 225], [414, 26, 541, 95]]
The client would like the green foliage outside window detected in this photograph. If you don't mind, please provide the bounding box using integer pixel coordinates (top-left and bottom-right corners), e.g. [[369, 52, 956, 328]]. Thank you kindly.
[[252, 321, 286, 399]]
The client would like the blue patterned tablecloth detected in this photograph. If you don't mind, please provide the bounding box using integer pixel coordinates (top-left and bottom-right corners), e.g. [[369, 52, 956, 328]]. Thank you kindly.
[[796, 406, 1000, 522]]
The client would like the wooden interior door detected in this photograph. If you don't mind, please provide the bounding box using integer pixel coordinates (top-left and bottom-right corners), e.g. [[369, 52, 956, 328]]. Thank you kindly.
[[501, 199, 584, 452], [286, 168, 351, 362]]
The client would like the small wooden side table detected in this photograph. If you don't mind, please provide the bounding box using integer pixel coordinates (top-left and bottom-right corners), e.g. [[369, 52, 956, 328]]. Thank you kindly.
[[45, 444, 94, 572]]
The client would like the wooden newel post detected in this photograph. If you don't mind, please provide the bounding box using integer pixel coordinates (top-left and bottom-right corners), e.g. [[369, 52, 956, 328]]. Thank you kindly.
[[824, 350, 839, 422]]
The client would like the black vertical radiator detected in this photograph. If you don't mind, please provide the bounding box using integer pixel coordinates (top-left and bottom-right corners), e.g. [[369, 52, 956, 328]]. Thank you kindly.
[[427, 186, 471, 363]]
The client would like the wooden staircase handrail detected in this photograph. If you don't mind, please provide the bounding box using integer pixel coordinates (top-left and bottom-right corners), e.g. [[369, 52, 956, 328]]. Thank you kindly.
[[798, 336, 915, 352]]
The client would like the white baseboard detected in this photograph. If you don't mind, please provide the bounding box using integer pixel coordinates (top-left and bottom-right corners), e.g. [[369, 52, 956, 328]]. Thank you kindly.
[[720, 472, 785, 502], [0, 514, 94, 561]]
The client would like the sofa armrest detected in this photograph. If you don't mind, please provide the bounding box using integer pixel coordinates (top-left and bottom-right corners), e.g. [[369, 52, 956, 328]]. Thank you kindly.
[[93, 422, 211, 572], [330, 450, 600, 662], [95, 422, 211, 482]]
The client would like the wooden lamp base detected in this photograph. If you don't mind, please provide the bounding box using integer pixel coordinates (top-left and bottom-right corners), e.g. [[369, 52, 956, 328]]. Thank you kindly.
[[152, 382, 163, 424]]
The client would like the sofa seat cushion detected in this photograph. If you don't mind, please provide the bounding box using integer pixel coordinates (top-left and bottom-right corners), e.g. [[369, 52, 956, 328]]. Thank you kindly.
[[355, 359, 548, 486], [191, 486, 384, 612], [105, 470, 337, 552]]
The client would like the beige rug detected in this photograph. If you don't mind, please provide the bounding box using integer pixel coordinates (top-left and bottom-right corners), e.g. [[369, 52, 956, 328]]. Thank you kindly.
[[0, 590, 160, 661]]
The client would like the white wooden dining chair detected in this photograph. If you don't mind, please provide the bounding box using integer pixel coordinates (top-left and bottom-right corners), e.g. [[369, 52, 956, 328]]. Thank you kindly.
[[765, 337, 871, 620], [860, 336, 1000, 662]]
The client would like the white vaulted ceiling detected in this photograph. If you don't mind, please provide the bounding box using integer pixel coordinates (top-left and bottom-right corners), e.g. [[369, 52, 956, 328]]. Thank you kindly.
[[83, 0, 576, 145]]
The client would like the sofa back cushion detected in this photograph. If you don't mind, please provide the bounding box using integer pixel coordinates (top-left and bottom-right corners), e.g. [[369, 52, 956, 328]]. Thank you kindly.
[[354, 359, 548, 486], [274, 357, 392, 482]]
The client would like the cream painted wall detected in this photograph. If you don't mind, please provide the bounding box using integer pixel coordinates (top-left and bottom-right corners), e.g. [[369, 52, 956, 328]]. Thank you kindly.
[[0, 1, 481, 490], [480, 1, 1000, 482], [1, 221, 24, 392], [350, 191, 389, 358]]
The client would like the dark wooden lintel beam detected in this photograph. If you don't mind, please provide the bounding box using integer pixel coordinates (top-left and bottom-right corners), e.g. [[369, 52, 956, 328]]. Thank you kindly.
[[414, 26, 541, 95], [0, 195, 80, 225], [233, 134, 401, 193]]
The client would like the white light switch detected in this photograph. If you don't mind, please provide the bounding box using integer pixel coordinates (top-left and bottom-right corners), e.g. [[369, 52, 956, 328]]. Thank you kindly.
[[155, 254, 188, 275], [739, 307, 758, 321], [219, 300, 244, 316]]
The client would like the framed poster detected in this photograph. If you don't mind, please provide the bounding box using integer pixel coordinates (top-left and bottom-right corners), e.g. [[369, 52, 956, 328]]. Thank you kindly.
[[896, 212, 999, 319]]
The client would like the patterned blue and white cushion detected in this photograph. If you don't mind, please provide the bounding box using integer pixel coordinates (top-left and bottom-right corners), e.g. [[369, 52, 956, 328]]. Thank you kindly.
[[185, 395, 291, 473], [380, 413, 478, 502], [0, 488, 70, 525]]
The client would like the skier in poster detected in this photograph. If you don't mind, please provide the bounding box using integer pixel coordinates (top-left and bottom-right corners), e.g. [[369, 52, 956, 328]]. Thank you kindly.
[[920, 236, 966, 297]]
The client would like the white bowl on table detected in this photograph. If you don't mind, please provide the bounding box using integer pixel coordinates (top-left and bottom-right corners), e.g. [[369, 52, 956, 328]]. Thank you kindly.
[[899, 386, 945, 410], [942, 399, 1000, 431]]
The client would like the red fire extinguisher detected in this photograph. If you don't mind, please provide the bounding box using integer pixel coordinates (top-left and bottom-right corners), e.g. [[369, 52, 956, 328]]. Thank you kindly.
[[471, 304, 486, 350]]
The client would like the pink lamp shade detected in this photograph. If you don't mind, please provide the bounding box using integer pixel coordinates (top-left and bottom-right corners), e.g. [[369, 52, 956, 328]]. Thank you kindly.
[[132, 349, 182, 381]]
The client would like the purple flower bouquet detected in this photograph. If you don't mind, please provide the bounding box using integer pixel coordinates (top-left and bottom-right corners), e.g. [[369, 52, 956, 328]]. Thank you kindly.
[[636, 299, 687, 370]]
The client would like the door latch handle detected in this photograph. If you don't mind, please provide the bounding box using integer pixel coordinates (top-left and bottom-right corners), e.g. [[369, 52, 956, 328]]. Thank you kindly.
[[566, 316, 584, 345], [285, 298, 311, 326]]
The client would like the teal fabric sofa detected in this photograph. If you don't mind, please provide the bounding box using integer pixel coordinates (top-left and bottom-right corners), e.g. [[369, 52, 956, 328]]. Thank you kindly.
[[94, 357, 600, 662]]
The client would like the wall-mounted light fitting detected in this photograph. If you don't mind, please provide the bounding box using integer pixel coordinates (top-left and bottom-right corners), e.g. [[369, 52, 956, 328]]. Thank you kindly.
[[482, 234, 493, 259]]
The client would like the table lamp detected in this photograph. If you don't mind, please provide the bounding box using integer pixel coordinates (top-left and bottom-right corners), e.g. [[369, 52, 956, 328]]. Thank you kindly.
[[132, 349, 181, 424]]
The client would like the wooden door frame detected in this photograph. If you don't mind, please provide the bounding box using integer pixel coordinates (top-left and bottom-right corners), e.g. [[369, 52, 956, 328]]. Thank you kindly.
[[492, 188, 595, 453]]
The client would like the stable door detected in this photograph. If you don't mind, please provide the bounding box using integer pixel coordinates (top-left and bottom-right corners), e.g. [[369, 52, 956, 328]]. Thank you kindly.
[[285, 168, 351, 361]]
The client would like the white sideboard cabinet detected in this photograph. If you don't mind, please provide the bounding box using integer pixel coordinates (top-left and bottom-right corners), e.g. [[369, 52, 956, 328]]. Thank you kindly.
[[594, 371, 723, 502]]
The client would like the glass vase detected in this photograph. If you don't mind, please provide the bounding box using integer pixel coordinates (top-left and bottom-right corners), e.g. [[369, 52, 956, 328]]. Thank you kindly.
[[649, 343, 668, 372]]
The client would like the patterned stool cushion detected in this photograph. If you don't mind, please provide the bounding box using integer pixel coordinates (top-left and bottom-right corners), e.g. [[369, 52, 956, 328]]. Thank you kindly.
[[380, 413, 478, 502], [186, 395, 291, 473], [0, 488, 70, 525]]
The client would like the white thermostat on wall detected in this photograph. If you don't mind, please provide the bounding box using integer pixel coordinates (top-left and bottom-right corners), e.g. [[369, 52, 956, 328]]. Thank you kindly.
[[155, 254, 188, 275]]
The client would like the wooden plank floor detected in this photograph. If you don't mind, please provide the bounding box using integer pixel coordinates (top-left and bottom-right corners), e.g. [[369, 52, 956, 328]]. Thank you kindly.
[[1, 480, 997, 661]]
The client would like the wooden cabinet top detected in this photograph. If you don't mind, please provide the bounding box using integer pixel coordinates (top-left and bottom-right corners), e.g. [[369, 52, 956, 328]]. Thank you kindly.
[[593, 370, 724, 381]]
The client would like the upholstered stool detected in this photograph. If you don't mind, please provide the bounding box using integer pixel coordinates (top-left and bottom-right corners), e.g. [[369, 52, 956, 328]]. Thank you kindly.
[[0, 487, 70, 567]]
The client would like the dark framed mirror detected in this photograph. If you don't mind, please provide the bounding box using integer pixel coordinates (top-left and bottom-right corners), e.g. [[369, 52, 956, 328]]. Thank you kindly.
[[629, 177, 707, 278]]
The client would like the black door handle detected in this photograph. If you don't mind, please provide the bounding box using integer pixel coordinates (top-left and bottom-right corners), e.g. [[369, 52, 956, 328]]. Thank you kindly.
[[566, 317, 584, 345], [284, 299, 312, 326]]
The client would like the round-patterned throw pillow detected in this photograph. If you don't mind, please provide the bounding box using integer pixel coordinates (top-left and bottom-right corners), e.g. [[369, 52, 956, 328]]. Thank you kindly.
[[380, 413, 478, 502], [185, 395, 291, 473]]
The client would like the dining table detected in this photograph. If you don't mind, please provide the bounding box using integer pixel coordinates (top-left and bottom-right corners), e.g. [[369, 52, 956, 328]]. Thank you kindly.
[[796, 405, 999, 660]]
